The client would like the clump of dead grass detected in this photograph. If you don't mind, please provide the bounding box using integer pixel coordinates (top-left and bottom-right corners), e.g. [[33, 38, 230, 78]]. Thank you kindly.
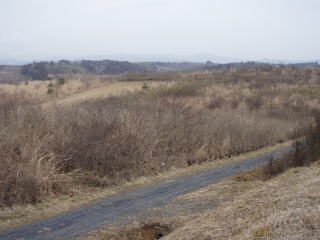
[[0, 92, 67, 206]]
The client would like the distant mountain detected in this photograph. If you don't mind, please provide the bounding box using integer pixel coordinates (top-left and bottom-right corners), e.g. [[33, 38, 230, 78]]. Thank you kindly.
[[0, 53, 242, 65], [0, 58, 29, 65], [258, 58, 320, 65], [0, 65, 26, 83], [1, 54, 318, 66], [77, 54, 241, 64]]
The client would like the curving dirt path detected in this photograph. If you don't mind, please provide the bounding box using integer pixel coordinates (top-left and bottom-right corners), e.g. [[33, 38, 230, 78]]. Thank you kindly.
[[0, 144, 293, 240]]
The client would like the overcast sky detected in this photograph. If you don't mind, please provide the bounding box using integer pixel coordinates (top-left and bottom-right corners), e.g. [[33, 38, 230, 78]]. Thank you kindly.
[[1, 0, 319, 61]]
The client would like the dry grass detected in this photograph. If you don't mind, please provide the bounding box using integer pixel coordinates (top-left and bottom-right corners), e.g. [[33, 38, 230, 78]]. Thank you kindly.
[[0, 76, 106, 102], [44, 81, 170, 105], [0, 75, 171, 105], [0, 105, 65, 206], [0, 64, 319, 209], [165, 161, 320, 240]]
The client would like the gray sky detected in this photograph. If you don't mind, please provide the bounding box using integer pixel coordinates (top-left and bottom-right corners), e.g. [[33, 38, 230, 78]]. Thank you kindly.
[[1, 0, 319, 62]]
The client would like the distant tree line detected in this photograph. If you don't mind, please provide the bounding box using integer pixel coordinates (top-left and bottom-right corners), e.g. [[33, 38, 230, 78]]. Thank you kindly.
[[79, 60, 144, 75], [21, 60, 320, 80], [21, 60, 86, 80], [21, 60, 147, 80]]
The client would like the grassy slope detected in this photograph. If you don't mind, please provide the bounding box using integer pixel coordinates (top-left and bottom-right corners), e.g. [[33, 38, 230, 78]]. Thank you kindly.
[[166, 162, 320, 240], [44, 81, 169, 105], [0, 78, 168, 104]]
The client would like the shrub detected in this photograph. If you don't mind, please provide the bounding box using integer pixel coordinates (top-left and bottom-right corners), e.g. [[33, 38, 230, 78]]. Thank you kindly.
[[207, 97, 226, 110], [260, 113, 320, 179], [0, 94, 64, 206], [47, 87, 54, 94], [47, 82, 55, 94], [57, 77, 65, 85], [142, 82, 150, 90], [245, 95, 263, 110]]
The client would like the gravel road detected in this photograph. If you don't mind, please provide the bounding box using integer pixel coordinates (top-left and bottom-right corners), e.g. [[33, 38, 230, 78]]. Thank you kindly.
[[0, 144, 292, 240]]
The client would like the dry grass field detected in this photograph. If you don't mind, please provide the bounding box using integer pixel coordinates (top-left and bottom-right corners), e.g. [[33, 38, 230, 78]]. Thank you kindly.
[[0, 64, 319, 236], [0, 75, 106, 102], [0, 75, 157, 104], [44, 81, 170, 105], [0, 74, 172, 104]]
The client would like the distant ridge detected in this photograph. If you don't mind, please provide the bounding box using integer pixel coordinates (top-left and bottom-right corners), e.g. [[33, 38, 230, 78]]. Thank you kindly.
[[0, 54, 318, 66], [258, 58, 319, 65], [0, 54, 240, 65], [0, 58, 29, 65]]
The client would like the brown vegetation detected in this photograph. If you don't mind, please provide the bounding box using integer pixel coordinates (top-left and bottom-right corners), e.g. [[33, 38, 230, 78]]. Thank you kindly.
[[235, 114, 320, 182], [0, 64, 319, 207]]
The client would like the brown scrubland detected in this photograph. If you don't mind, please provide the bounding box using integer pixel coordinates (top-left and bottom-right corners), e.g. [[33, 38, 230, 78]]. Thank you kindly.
[[0, 64, 320, 209]]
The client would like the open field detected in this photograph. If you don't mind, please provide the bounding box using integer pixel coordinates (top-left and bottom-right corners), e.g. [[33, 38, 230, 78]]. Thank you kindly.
[[44, 81, 171, 105], [0, 74, 172, 104], [0, 63, 319, 239], [0, 76, 108, 102]]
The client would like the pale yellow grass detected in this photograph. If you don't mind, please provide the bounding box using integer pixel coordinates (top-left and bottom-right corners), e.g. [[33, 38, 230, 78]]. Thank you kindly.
[[0, 77, 106, 102], [197, 81, 320, 111], [166, 162, 320, 240], [0, 142, 291, 231], [0, 77, 171, 106], [46, 81, 170, 105]]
